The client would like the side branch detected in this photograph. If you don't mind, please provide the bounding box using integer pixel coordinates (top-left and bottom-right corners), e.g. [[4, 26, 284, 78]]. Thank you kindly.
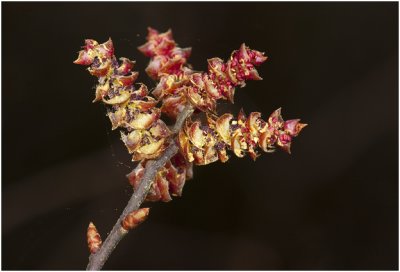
[[86, 104, 193, 270]]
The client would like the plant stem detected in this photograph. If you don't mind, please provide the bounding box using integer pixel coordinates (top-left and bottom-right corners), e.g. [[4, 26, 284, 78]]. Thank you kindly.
[[86, 104, 193, 270], [172, 104, 194, 133]]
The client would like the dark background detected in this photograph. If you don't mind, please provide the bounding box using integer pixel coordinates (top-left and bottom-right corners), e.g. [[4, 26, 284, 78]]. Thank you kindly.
[[2, 2, 398, 270]]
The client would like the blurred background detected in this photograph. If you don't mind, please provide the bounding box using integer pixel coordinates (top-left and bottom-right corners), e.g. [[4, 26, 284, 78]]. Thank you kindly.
[[2, 2, 398, 270]]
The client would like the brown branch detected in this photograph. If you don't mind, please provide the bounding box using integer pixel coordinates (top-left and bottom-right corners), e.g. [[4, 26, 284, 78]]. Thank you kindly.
[[172, 103, 194, 133], [86, 104, 193, 270]]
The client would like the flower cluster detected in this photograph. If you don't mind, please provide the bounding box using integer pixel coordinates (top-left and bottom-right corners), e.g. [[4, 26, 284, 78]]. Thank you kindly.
[[74, 39, 170, 161], [138, 28, 268, 119], [184, 43, 267, 113], [138, 27, 193, 80], [138, 28, 193, 120], [179, 108, 307, 165], [75, 28, 306, 204], [77, 29, 307, 263]]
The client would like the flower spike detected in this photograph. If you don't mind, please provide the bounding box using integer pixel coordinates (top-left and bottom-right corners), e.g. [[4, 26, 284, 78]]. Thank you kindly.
[[178, 108, 306, 164], [74, 38, 171, 161], [139, 28, 268, 117]]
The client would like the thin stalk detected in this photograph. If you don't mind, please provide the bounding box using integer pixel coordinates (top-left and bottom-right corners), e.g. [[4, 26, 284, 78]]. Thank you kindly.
[[86, 104, 193, 270]]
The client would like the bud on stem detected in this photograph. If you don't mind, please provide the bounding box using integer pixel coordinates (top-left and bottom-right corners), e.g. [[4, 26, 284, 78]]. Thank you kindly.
[[87, 222, 102, 254], [121, 208, 150, 231]]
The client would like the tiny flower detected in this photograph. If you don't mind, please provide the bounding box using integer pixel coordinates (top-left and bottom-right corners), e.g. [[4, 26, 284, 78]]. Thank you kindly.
[[258, 130, 276, 153], [145, 55, 168, 79], [158, 56, 186, 78], [268, 108, 284, 130], [185, 85, 216, 112], [93, 81, 110, 102], [108, 107, 127, 130], [128, 110, 160, 130], [284, 119, 308, 137], [114, 72, 139, 87], [246, 112, 263, 135], [126, 161, 145, 188], [133, 137, 166, 161], [121, 130, 142, 154], [161, 94, 187, 119], [137, 28, 175, 57], [217, 145, 230, 162], [188, 121, 206, 148], [88, 59, 112, 77], [84, 39, 99, 50], [170, 47, 192, 60], [165, 161, 186, 197], [203, 145, 219, 165], [73, 50, 94, 65], [156, 171, 172, 202], [153, 74, 188, 98], [102, 90, 131, 105], [203, 75, 222, 99], [231, 133, 245, 158], [116, 57, 135, 75], [179, 129, 194, 162], [277, 132, 292, 154], [207, 58, 225, 76], [149, 119, 171, 139], [96, 38, 114, 58], [215, 113, 233, 144], [131, 97, 158, 112], [133, 83, 150, 97]]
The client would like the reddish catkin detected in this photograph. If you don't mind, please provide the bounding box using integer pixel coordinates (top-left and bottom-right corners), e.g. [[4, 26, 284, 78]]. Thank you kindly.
[[183, 43, 267, 112], [179, 108, 307, 165], [138, 28, 193, 120], [74, 39, 170, 161], [75, 30, 307, 202], [121, 208, 150, 231], [138, 27, 193, 80], [138, 28, 268, 117], [87, 222, 102, 254]]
